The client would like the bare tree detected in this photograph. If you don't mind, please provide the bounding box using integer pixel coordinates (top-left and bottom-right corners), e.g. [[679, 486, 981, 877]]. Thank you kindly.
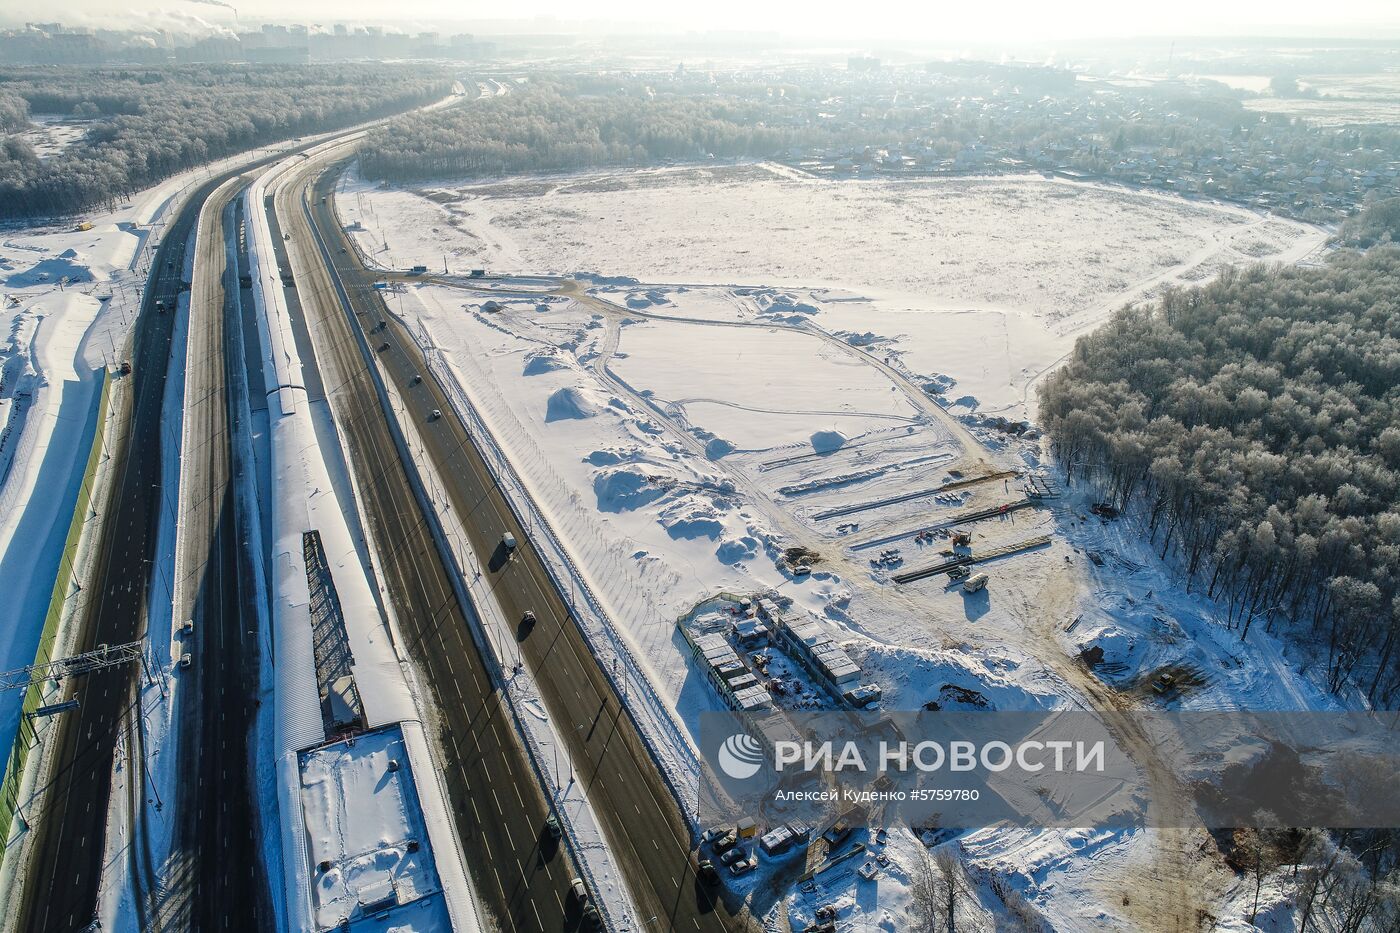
[[912, 845, 974, 933], [910, 846, 943, 931], [1231, 826, 1281, 924]]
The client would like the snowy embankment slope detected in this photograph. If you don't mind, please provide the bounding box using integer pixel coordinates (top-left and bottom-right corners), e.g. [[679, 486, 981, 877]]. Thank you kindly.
[[0, 293, 104, 759]]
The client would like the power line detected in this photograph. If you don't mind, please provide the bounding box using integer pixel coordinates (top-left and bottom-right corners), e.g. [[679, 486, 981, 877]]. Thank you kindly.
[[0, 639, 146, 694]]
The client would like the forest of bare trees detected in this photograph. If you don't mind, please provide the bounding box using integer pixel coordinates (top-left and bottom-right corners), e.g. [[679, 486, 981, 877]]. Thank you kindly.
[[358, 77, 807, 183], [1226, 827, 1399, 931], [1039, 247, 1400, 706], [0, 63, 449, 219]]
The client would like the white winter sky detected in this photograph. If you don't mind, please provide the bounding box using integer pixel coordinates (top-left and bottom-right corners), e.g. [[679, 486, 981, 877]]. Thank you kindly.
[[10, 0, 1400, 40]]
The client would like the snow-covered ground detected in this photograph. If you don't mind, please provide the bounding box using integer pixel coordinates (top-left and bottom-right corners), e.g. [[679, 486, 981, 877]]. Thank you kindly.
[[344, 163, 1342, 930], [0, 202, 164, 772], [15, 115, 93, 162], [338, 163, 1324, 421]]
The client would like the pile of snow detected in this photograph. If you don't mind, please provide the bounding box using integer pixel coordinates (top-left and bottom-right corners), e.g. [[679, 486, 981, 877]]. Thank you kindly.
[[857, 641, 1064, 712], [522, 349, 569, 375], [624, 290, 668, 309], [752, 289, 819, 317], [704, 436, 735, 459], [657, 496, 729, 541], [5, 250, 95, 288], [810, 429, 848, 454], [545, 385, 598, 421], [947, 394, 980, 411], [585, 446, 638, 467], [715, 535, 759, 564], [593, 463, 667, 512], [1067, 617, 1144, 684]]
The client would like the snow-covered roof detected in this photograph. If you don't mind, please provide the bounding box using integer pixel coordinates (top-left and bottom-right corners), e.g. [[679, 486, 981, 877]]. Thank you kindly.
[[299, 726, 451, 931]]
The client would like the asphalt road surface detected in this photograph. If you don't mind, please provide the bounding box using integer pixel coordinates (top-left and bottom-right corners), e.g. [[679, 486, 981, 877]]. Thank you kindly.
[[150, 176, 271, 931], [270, 154, 587, 931], [17, 147, 317, 933], [18, 168, 227, 933], [15, 100, 463, 933], [299, 165, 757, 932]]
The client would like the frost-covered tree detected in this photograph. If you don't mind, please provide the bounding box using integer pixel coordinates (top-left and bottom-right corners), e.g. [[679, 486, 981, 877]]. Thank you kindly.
[[1040, 248, 1400, 705]]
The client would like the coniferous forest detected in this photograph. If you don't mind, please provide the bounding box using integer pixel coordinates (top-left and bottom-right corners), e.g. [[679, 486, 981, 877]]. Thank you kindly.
[[1039, 244, 1400, 705]]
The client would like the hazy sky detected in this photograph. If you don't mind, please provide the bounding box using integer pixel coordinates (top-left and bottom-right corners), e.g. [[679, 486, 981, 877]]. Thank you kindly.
[[10, 0, 1400, 40]]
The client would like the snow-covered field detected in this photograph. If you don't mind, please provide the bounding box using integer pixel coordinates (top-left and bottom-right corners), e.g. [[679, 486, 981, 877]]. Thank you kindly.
[[339, 164, 1323, 420], [16, 115, 93, 162], [346, 165, 1337, 930]]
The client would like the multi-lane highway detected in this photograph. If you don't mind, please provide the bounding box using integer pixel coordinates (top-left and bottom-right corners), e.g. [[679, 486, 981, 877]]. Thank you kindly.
[[17, 97, 751, 933], [291, 162, 757, 932], [16, 144, 323, 932], [155, 175, 270, 931], [17, 167, 244, 933], [268, 153, 587, 931]]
